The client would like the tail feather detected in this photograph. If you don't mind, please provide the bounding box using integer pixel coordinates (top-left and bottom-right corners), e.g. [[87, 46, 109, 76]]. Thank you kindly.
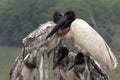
[[104, 42, 117, 70]]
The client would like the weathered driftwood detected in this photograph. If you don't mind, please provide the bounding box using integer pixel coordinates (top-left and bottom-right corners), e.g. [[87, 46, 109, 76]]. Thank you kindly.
[[39, 55, 44, 80], [10, 21, 61, 80]]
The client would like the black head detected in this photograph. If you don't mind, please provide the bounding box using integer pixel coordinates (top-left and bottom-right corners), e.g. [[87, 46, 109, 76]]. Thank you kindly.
[[53, 10, 64, 24], [46, 10, 76, 38], [74, 52, 84, 65], [64, 10, 75, 22], [58, 46, 69, 57], [69, 52, 84, 70], [53, 45, 69, 70]]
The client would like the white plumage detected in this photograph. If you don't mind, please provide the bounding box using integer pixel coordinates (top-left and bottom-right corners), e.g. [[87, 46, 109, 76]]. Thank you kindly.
[[65, 19, 117, 70], [47, 10, 117, 71]]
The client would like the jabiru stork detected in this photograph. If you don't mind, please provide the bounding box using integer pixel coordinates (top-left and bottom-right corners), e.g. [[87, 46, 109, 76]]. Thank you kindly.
[[47, 10, 117, 70], [53, 10, 64, 24], [53, 45, 109, 80], [53, 45, 88, 80]]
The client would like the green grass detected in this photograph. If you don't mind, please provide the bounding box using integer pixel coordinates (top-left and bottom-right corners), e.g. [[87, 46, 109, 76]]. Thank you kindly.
[[0, 46, 120, 80], [0, 46, 21, 80]]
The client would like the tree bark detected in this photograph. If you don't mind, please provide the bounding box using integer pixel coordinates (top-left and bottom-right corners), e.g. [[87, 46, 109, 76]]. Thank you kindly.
[[10, 21, 61, 80]]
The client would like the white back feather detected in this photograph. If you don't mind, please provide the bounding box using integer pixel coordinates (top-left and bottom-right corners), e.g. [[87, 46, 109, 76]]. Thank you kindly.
[[68, 19, 117, 70]]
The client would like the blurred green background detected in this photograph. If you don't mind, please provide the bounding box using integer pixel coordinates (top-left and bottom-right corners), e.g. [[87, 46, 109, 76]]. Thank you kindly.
[[0, 0, 120, 80]]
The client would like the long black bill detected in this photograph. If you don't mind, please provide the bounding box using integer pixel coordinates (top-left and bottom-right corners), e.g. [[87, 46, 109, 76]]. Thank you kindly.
[[69, 63, 75, 70], [53, 53, 64, 70], [53, 60, 60, 70], [53, 52, 66, 70], [46, 16, 67, 39]]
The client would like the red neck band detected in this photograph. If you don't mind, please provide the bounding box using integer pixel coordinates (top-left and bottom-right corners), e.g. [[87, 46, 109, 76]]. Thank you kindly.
[[60, 27, 70, 35]]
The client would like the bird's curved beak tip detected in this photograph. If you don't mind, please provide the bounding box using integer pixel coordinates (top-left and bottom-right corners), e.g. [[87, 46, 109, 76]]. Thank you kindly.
[[46, 35, 50, 39], [69, 63, 75, 70]]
